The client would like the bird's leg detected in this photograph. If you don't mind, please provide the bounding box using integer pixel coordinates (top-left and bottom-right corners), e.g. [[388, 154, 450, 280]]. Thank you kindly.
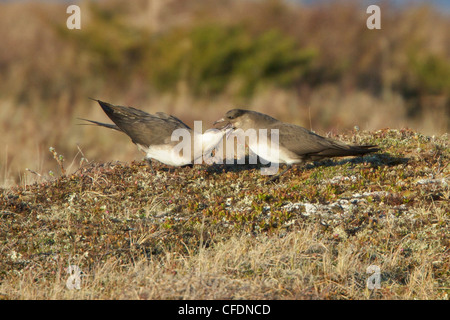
[[145, 158, 155, 174], [266, 164, 292, 183]]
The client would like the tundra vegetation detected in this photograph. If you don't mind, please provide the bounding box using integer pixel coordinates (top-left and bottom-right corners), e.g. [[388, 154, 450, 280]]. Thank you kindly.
[[0, 0, 449, 299], [1, 129, 448, 299]]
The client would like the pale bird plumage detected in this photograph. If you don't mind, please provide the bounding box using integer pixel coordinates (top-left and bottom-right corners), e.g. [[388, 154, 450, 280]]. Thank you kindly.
[[81, 99, 231, 168], [214, 109, 380, 181]]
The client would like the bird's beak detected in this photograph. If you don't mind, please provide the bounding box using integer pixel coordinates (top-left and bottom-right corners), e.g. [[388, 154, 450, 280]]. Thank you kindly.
[[213, 118, 225, 126], [213, 118, 234, 131]]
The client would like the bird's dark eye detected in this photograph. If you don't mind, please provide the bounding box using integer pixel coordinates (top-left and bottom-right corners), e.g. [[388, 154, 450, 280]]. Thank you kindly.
[[227, 115, 234, 120]]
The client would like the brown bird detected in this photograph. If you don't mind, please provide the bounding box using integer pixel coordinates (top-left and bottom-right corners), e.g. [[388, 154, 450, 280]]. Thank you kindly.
[[81, 99, 231, 168], [214, 109, 379, 181]]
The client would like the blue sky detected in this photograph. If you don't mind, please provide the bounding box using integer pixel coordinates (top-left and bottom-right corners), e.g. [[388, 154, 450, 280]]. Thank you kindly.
[[296, 0, 450, 11], [2, 0, 450, 12]]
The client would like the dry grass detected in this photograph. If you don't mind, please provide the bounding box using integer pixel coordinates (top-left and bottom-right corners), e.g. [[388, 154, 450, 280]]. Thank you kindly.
[[1, 129, 448, 299], [1, 216, 447, 300], [0, 0, 449, 300], [1, 1, 449, 187]]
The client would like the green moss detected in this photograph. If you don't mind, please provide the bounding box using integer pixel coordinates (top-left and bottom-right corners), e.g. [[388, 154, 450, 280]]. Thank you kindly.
[[0, 129, 449, 299]]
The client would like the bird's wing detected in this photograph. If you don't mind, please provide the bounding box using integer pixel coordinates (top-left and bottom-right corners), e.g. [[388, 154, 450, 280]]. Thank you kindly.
[[272, 122, 379, 159], [155, 112, 191, 130], [94, 100, 192, 147], [269, 123, 337, 155]]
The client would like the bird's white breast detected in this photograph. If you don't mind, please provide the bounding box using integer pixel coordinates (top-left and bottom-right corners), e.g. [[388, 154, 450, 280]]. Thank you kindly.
[[141, 144, 192, 166], [137, 128, 228, 166], [248, 140, 299, 165]]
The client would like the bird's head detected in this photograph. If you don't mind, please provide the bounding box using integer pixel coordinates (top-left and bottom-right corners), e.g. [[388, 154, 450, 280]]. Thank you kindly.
[[213, 109, 249, 130]]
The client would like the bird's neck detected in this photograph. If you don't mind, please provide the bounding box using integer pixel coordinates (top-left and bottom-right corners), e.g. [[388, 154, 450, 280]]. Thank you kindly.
[[194, 129, 229, 152]]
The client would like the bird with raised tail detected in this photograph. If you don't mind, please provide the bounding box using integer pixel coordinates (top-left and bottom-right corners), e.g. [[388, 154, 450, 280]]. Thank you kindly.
[[214, 109, 380, 181], [81, 99, 232, 168]]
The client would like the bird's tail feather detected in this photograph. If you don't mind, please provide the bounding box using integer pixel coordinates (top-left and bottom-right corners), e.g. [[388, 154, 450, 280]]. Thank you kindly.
[[310, 144, 379, 160], [77, 118, 121, 132]]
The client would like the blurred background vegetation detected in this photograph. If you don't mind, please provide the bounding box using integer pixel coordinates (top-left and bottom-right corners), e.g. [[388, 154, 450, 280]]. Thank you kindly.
[[1, 0, 449, 186]]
